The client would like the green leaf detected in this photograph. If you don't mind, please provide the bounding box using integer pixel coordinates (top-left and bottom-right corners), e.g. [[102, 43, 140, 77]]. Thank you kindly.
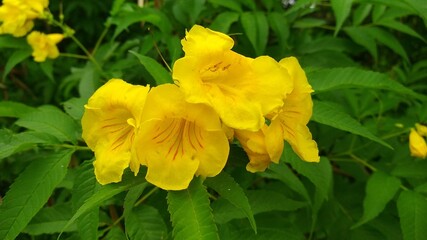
[[3, 49, 32, 80], [172, 0, 206, 26], [105, 226, 127, 240], [293, 18, 327, 28], [0, 35, 28, 49], [353, 171, 401, 228], [23, 204, 76, 235], [376, 19, 425, 42], [124, 183, 148, 221], [212, 190, 306, 224], [129, 51, 172, 85], [167, 177, 219, 240], [210, 12, 240, 33], [240, 12, 269, 55], [208, 0, 242, 12], [204, 172, 256, 232], [307, 67, 423, 99], [312, 100, 392, 149], [331, 0, 353, 35], [0, 150, 74, 240], [78, 62, 100, 99], [125, 205, 168, 240], [60, 172, 147, 237], [15, 105, 81, 144], [344, 27, 377, 61], [263, 163, 309, 200], [72, 161, 100, 240], [392, 161, 427, 178], [352, 3, 372, 26], [364, 26, 409, 62], [283, 145, 332, 205], [0, 130, 58, 160], [0, 101, 35, 118], [110, 4, 172, 39], [402, 0, 427, 26], [40, 60, 54, 82], [397, 191, 427, 240], [62, 97, 87, 120], [268, 12, 290, 50]]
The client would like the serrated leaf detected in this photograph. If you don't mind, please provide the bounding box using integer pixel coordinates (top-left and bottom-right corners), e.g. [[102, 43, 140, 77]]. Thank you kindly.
[[125, 205, 168, 240], [364, 26, 409, 61], [15, 105, 81, 144], [344, 27, 378, 61], [262, 163, 309, 200], [307, 67, 423, 99], [353, 171, 401, 228], [110, 4, 172, 39], [124, 183, 148, 221], [283, 145, 332, 205], [204, 172, 256, 232], [240, 12, 269, 55], [129, 51, 172, 85], [210, 12, 240, 33], [167, 177, 219, 240], [212, 190, 306, 224], [0, 150, 74, 240], [376, 19, 425, 42], [353, 3, 372, 26], [0, 130, 58, 160], [312, 100, 392, 149], [23, 204, 76, 235], [105, 226, 127, 240], [62, 97, 87, 120], [331, 0, 353, 35], [72, 161, 100, 240], [0, 101, 35, 118], [3, 49, 32, 80], [60, 171, 147, 237], [397, 191, 427, 240]]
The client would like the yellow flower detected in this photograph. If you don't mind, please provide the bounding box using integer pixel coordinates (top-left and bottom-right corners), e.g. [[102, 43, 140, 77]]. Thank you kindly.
[[81, 79, 150, 185], [134, 84, 229, 190], [415, 123, 427, 137], [0, 0, 48, 37], [269, 57, 320, 162], [27, 31, 63, 62], [173, 25, 293, 131], [409, 128, 427, 159], [235, 124, 284, 172]]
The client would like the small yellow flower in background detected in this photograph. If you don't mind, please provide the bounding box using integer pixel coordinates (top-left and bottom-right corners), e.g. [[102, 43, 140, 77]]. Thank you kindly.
[[134, 84, 230, 190], [0, 0, 48, 37], [173, 25, 293, 131], [81, 79, 150, 185], [409, 127, 427, 159], [27, 31, 63, 62], [268, 57, 320, 162]]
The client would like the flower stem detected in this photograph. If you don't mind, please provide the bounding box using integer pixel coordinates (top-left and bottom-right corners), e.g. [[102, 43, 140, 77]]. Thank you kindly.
[[59, 53, 88, 59], [92, 25, 110, 56], [134, 187, 159, 207]]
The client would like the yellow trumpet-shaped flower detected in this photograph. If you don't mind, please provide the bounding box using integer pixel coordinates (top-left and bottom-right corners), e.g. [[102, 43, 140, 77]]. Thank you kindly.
[[173, 25, 293, 131], [27, 31, 63, 62], [235, 124, 284, 172], [409, 128, 427, 159], [269, 57, 320, 162], [134, 84, 229, 190], [81, 79, 150, 185], [0, 0, 48, 37]]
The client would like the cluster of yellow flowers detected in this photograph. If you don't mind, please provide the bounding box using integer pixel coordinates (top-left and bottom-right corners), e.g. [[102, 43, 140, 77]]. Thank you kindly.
[[409, 123, 427, 159], [81, 25, 320, 190], [0, 0, 63, 62]]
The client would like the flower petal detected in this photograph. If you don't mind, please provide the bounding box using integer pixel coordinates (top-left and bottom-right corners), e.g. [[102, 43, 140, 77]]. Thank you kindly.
[[409, 128, 427, 159]]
